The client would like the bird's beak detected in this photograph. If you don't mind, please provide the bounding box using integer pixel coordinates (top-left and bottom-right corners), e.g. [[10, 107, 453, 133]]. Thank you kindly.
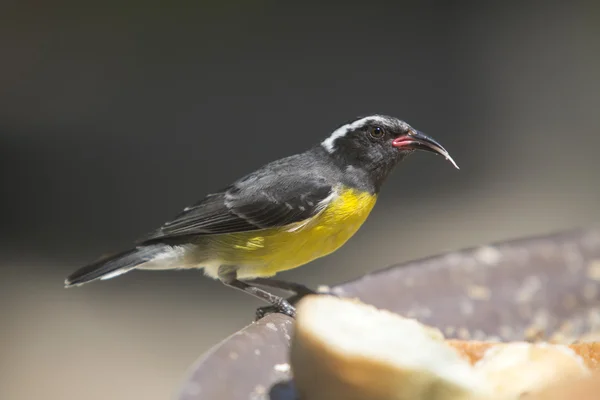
[[392, 130, 459, 169]]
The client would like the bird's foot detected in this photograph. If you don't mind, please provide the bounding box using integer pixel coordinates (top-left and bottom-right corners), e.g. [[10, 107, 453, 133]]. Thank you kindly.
[[254, 289, 343, 320], [255, 299, 296, 321]]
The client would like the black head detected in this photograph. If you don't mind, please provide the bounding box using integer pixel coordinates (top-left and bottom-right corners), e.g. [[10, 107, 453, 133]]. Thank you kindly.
[[321, 114, 458, 189]]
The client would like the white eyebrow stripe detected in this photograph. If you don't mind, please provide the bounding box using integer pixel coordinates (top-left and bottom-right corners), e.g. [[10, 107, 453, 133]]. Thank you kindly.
[[321, 115, 390, 153]]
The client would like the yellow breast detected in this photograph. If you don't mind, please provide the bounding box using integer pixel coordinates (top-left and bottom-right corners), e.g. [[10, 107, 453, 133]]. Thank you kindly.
[[208, 187, 378, 279]]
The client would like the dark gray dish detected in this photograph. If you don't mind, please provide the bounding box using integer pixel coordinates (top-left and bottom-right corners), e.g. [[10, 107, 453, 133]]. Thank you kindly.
[[177, 228, 600, 400]]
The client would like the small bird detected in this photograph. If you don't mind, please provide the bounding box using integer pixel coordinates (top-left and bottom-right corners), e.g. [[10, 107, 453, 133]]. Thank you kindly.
[[65, 114, 458, 318]]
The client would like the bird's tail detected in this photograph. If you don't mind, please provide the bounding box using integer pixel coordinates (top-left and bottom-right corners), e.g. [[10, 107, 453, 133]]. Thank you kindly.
[[64, 244, 168, 287]]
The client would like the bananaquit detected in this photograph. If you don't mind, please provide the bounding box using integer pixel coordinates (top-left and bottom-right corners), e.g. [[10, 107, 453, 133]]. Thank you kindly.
[[65, 114, 458, 318]]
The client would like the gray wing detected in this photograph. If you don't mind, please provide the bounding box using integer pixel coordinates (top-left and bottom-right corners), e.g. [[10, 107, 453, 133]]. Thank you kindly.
[[140, 172, 334, 242]]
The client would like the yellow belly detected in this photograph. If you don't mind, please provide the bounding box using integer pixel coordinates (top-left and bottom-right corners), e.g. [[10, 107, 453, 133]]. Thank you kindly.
[[205, 187, 377, 279]]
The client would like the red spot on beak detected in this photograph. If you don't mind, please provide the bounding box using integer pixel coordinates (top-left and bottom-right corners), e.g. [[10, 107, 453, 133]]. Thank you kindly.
[[391, 135, 415, 149]]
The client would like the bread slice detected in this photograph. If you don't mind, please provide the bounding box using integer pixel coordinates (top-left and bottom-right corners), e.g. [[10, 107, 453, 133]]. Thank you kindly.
[[289, 295, 596, 400], [469, 341, 590, 397], [290, 295, 492, 400]]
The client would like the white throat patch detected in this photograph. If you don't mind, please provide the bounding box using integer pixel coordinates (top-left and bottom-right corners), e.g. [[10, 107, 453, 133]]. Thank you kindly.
[[321, 115, 391, 153]]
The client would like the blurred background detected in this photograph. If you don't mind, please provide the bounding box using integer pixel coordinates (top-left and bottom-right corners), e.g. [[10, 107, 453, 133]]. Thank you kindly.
[[1, 1, 599, 399]]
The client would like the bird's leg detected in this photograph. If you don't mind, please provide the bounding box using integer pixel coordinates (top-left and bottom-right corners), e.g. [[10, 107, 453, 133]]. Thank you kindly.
[[218, 267, 296, 319], [247, 278, 340, 320], [254, 292, 305, 320], [244, 279, 314, 319], [244, 277, 316, 296]]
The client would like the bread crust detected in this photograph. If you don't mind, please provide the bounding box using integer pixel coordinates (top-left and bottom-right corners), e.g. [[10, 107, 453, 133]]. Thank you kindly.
[[446, 340, 600, 369]]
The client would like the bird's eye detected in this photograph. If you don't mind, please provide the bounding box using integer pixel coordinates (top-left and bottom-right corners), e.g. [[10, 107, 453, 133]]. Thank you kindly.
[[369, 126, 385, 139]]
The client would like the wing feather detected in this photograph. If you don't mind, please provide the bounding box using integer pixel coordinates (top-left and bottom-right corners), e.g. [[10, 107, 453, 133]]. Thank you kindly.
[[140, 177, 334, 243]]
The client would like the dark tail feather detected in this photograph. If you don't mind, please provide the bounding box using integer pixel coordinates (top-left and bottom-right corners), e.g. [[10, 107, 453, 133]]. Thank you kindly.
[[64, 244, 167, 287]]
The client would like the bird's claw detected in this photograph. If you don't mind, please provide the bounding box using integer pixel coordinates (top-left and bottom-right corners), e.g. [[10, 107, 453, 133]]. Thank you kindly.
[[254, 289, 344, 321], [255, 300, 296, 321]]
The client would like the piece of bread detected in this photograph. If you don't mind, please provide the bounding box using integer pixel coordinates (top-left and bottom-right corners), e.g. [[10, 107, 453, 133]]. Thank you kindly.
[[469, 342, 591, 397], [289, 295, 597, 400], [290, 295, 492, 400]]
